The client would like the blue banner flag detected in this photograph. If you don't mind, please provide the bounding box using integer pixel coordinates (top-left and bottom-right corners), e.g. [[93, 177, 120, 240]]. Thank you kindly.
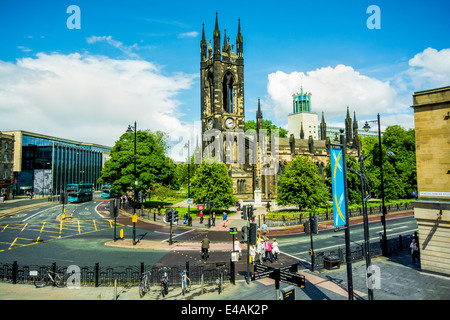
[[331, 147, 346, 227]]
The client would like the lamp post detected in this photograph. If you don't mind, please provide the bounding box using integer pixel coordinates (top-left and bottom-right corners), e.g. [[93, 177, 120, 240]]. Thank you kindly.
[[363, 113, 387, 256], [126, 122, 137, 245], [184, 141, 191, 218]]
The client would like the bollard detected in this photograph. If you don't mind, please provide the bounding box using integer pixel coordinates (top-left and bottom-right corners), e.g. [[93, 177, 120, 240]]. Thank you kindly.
[[95, 263, 99, 287], [12, 261, 18, 284], [120, 228, 124, 239]]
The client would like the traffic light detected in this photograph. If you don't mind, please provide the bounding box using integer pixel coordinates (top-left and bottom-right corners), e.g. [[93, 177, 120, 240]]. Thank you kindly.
[[304, 220, 310, 234], [172, 209, 179, 223], [166, 208, 172, 222], [60, 192, 68, 204], [311, 215, 319, 234], [248, 223, 257, 245], [241, 226, 248, 242], [241, 205, 248, 220], [247, 205, 254, 221]]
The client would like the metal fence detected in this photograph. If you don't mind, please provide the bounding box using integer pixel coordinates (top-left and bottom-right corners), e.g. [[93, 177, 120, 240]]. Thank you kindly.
[[0, 261, 230, 287], [263, 203, 414, 228], [311, 233, 415, 270]]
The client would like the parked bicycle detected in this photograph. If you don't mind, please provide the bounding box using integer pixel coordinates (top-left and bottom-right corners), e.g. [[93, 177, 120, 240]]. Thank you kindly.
[[181, 269, 190, 296], [160, 271, 169, 297], [139, 271, 151, 298], [33, 268, 65, 288]]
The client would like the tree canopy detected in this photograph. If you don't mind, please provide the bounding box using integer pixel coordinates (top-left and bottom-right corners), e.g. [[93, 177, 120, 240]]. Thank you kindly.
[[277, 155, 329, 210], [245, 120, 288, 138], [190, 160, 236, 209], [97, 130, 177, 195]]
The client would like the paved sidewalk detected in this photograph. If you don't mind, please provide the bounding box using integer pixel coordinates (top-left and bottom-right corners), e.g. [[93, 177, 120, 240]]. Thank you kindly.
[[1, 249, 449, 300]]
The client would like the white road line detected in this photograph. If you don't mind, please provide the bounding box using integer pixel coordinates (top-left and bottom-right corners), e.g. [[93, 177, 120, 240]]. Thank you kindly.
[[160, 229, 195, 242], [21, 206, 56, 222]]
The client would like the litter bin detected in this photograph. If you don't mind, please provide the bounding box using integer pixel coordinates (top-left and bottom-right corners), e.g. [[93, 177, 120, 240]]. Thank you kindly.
[[279, 285, 295, 300], [324, 256, 341, 270]]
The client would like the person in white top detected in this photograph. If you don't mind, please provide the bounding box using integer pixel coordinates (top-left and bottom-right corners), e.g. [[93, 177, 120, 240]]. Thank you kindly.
[[272, 238, 280, 261]]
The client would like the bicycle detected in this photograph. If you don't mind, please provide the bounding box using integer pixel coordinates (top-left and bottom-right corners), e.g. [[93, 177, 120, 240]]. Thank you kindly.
[[181, 269, 190, 296], [139, 271, 151, 298], [160, 271, 169, 297], [34, 268, 65, 288]]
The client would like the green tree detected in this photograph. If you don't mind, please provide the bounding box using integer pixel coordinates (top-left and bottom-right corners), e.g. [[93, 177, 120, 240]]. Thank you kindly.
[[277, 155, 329, 210], [97, 130, 177, 195], [361, 125, 416, 201], [245, 120, 288, 138], [190, 161, 236, 209]]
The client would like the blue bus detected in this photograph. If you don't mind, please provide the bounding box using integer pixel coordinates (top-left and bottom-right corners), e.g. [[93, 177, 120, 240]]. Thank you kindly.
[[101, 184, 117, 198], [67, 183, 94, 203]]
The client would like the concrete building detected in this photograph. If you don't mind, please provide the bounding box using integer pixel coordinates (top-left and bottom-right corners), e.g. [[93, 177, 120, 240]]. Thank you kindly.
[[2, 131, 111, 196], [288, 87, 319, 140], [411, 86, 450, 276]]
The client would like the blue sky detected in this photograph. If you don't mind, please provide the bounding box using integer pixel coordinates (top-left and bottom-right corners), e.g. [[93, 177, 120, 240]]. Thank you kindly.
[[1, 0, 449, 160]]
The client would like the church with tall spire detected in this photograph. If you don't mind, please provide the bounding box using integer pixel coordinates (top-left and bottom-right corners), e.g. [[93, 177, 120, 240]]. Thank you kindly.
[[196, 13, 361, 201]]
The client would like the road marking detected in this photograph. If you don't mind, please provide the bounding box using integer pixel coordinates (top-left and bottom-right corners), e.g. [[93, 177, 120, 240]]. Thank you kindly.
[[20, 223, 28, 232], [36, 222, 46, 242], [1, 224, 9, 232], [21, 206, 55, 222], [160, 229, 194, 242], [93, 219, 97, 231], [77, 220, 81, 233], [8, 237, 18, 250]]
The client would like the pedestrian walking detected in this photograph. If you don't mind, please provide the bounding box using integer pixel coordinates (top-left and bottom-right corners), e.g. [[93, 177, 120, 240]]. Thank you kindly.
[[264, 238, 273, 263], [211, 211, 216, 226], [199, 210, 204, 224], [222, 211, 228, 227], [410, 239, 420, 264], [261, 223, 268, 237], [249, 244, 256, 265], [201, 234, 210, 261], [234, 238, 241, 259], [256, 239, 264, 263], [272, 238, 280, 261]]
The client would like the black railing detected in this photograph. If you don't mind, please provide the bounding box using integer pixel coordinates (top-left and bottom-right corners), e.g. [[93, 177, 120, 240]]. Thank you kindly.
[[311, 233, 415, 270], [263, 203, 413, 228], [0, 261, 230, 287]]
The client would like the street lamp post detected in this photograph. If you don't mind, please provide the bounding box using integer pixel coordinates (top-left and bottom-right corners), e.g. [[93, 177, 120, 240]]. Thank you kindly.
[[126, 122, 137, 245], [363, 113, 388, 256], [184, 140, 191, 218]]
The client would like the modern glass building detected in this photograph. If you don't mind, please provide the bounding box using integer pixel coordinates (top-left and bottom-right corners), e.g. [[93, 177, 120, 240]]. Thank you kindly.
[[3, 131, 111, 196]]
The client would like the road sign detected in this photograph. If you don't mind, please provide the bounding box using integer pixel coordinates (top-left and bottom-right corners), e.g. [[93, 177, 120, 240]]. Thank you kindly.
[[132, 214, 138, 223], [197, 205, 204, 211], [252, 263, 305, 288], [280, 270, 305, 288], [229, 227, 238, 234], [187, 199, 192, 205], [251, 270, 275, 281]]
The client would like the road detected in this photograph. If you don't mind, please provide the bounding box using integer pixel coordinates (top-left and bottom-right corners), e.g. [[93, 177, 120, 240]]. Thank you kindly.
[[0, 197, 417, 274]]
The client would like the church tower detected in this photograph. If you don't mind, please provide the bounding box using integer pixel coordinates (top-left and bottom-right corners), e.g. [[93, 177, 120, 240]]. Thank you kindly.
[[200, 13, 245, 150]]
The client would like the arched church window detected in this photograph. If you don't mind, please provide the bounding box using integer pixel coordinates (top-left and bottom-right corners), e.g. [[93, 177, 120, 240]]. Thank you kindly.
[[223, 73, 234, 113]]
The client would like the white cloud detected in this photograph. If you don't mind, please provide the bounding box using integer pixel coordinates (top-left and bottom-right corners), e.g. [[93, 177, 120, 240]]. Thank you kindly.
[[178, 31, 199, 39], [0, 52, 196, 159], [266, 64, 402, 122], [396, 47, 450, 91], [86, 35, 140, 59]]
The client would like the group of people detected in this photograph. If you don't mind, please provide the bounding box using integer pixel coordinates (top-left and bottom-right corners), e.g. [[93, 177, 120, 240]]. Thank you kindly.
[[249, 237, 280, 264]]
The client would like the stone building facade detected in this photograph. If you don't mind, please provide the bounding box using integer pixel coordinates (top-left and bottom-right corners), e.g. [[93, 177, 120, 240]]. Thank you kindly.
[[197, 14, 360, 201], [411, 86, 450, 276]]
